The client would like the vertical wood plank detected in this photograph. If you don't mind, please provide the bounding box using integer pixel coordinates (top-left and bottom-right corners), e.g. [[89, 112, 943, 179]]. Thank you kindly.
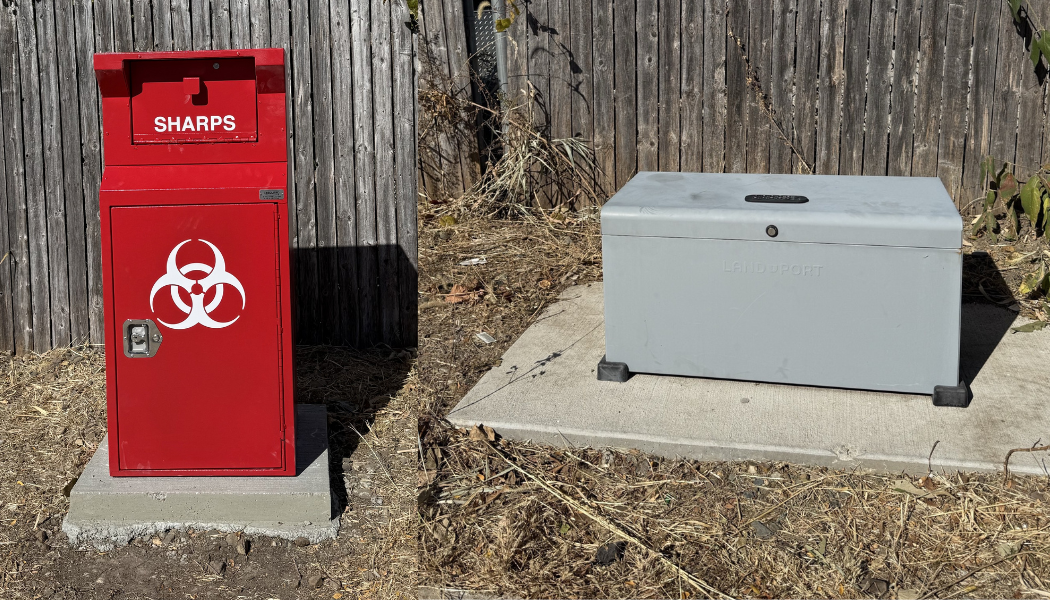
[[213, 0, 232, 49], [0, 13, 11, 353], [249, 0, 270, 47], [0, 3, 30, 353], [291, 0, 317, 341], [960, 0, 1000, 204], [815, 0, 847, 174], [55, 0, 89, 345], [309, 0, 337, 342], [591, 0, 615, 195], [911, 0, 948, 176], [443, 0, 479, 192], [724, 0, 748, 173], [839, 0, 871, 175], [133, 0, 154, 51], [657, 0, 680, 172], [1015, 5, 1044, 175], [153, 0, 173, 50], [886, 0, 921, 176], [391, 0, 417, 346], [171, 0, 192, 50], [769, 0, 796, 174], [745, 2, 771, 173], [861, 0, 893, 176], [527, 0, 552, 205], [613, 0, 636, 187], [75, 0, 104, 345], [372, 0, 399, 344], [936, 0, 976, 202], [988, 0, 1019, 168], [191, 0, 212, 49], [421, 0, 466, 200], [331, 0, 358, 346], [635, 0, 659, 172], [351, 0, 378, 344], [269, 0, 296, 339], [679, 0, 703, 173], [702, 0, 726, 172], [114, 0, 134, 51], [17, 0, 52, 352], [230, 0, 251, 48], [548, 0, 571, 203], [569, 0, 594, 199], [792, 0, 819, 173], [38, 0, 71, 347]]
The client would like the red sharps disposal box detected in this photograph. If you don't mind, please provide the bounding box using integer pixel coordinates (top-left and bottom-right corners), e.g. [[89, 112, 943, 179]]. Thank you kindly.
[[94, 49, 295, 476]]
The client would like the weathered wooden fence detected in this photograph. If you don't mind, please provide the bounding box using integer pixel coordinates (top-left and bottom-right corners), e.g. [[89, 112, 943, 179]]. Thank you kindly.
[[422, 0, 1050, 208], [0, 0, 418, 354]]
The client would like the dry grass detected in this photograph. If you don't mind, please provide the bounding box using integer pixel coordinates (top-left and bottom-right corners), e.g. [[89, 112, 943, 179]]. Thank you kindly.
[[416, 198, 1050, 599], [0, 345, 417, 599]]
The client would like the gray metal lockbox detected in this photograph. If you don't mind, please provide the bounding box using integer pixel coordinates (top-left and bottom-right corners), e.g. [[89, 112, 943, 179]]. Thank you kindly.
[[599, 172, 968, 406]]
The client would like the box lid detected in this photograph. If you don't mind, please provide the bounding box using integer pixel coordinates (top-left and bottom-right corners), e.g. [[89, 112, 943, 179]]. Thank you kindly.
[[601, 173, 962, 249]]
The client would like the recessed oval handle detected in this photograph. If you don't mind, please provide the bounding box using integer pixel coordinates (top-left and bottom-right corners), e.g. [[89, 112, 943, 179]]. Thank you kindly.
[[745, 194, 809, 204]]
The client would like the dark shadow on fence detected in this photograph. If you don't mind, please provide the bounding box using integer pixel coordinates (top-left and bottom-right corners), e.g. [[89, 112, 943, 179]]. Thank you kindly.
[[960, 251, 1017, 386], [290, 245, 417, 350]]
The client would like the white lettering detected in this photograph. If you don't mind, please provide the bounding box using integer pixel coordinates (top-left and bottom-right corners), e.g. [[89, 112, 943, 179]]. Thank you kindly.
[[168, 117, 181, 132], [222, 115, 235, 131], [154, 116, 167, 132], [210, 115, 222, 130], [183, 116, 195, 132], [196, 115, 209, 131]]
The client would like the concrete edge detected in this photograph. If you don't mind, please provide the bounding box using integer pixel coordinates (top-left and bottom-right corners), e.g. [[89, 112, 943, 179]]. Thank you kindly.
[[447, 418, 1043, 477], [62, 516, 341, 551]]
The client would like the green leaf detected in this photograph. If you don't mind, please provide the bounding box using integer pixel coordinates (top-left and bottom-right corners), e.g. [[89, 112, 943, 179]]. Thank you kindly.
[[406, 0, 418, 18], [559, 522, 570, 535], [1030, 32, 1050, 70], [1011, 321, 1048, 333], [494, 17, 513, 32], [1009, 0, 1023, 24], [985, 190, 996, 210], [1007, 206, 1020, 239], [1020, 271, 1042, 296], [980, 156, 994, 187], [1021, 176, 1043, 225], [1000, 172, 1019, 200]]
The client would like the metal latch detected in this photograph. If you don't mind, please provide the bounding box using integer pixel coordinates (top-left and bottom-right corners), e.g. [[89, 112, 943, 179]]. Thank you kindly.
[[123, 319, 163, 358]]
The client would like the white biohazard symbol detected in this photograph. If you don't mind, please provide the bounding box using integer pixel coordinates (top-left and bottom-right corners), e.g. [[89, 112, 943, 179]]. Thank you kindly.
[[149, 239, 245, 330]]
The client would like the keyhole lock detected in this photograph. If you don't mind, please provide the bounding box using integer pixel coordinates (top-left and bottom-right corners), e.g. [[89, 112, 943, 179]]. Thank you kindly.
[[123, 319, 163, 358], [766, 225, 779, 238]]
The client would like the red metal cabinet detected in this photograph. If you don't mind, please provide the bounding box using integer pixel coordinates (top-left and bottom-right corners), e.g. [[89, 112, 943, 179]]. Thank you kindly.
[[95, 50, 295, 476]]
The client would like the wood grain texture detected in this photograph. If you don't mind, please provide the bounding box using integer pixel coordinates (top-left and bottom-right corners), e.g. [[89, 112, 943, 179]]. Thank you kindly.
[[769, 0, 795, 174], [792, 0, 819, 173], [391, 0, 418, 347], [0, 9, 12, 353], [1015, 2, 1044, 174], [936, 0, 976, 202], [190, 0, 212, 49], [613, 0, 637, 186], [548, 0, 572, 204], [861, 0, 893, 176], [290, 0, 317, 341], [679, 0, 703, 173], [838, 0, 871, 175], [372, 0, 400, 344], [1, 3, 31, 353], [212, 0, 231, 49], [55, 0, 89, 345], [635, 0, 659, 171], [331, 0, 359, 346], [702, 0, 726, 172], [310, 0, 338, 342], [527, 0, 552, 205], [887, 0, 920, 177], [960, 0, 1000, 203], [911, 0, 948, 176], [590, 0, 615, 194], [75, 0, 105, 345], [443, 0, 479, 192], [248, 0, 270, 47], [153, 0, 174, 50], [113, 0, 134, 51], [725, 0, 747, 173], [815, 0, 847, 174], [351, 0, 378, 344], [744, 1, 771, 174], [657, 0, 680, 172], [18, 0, 54, 352], [133, 0, 154, 50], [569, 0, 595, 199], [171, 0, 192, 50]]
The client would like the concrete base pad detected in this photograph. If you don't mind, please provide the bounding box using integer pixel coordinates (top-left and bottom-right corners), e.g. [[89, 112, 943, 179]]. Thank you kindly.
[[449, 283, 1050, 475], [63, 404, 338, 550]]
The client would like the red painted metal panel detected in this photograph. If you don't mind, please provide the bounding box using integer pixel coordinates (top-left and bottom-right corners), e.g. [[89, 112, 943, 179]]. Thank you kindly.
[[96, 49, 294, 477]]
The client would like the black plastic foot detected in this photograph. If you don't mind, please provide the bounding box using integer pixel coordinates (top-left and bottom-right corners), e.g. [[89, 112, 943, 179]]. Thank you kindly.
[[597, 355, 631, 382], [932, 380, 971, 408]]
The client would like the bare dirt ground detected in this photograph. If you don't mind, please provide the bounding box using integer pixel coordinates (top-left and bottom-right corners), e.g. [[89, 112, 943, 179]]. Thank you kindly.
[[0, 345, 417, 599], [416, 202, 1050, 599]]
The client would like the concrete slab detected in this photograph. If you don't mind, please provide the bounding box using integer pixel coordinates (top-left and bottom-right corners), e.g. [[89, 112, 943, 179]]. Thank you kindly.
[[448, 283, 1050, 475], [63, 404, 338, 550]]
